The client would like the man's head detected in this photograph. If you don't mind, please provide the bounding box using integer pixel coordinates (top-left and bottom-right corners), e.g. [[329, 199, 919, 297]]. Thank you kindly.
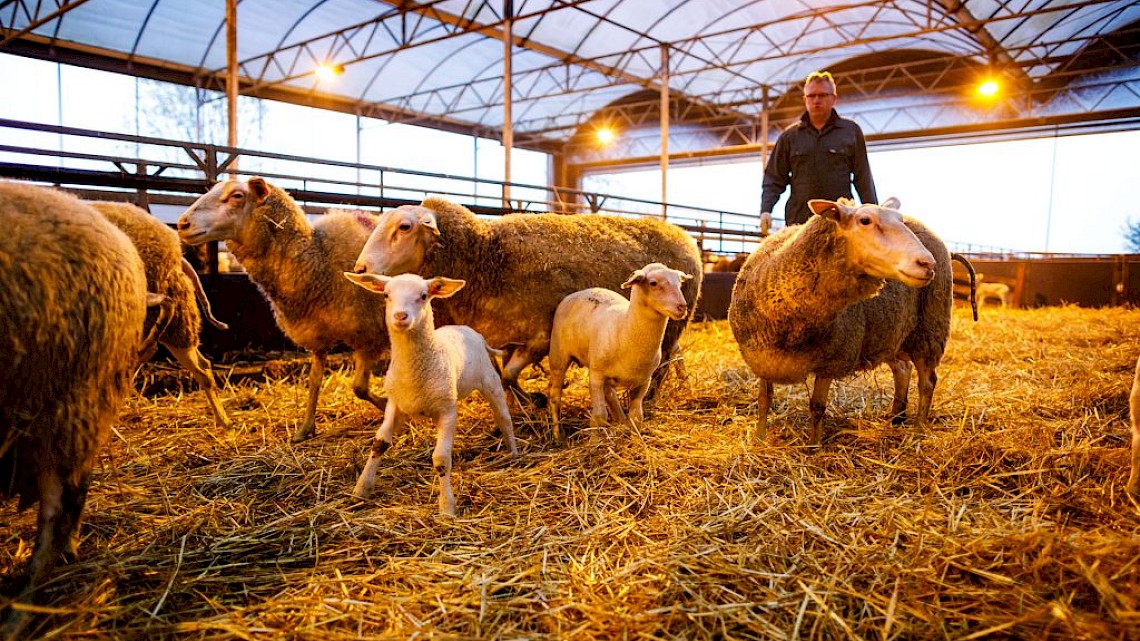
[[803, 70, 837, 123]]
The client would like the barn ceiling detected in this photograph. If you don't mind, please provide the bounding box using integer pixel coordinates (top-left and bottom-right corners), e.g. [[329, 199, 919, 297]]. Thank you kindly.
[[2, 0, 1138, 161]]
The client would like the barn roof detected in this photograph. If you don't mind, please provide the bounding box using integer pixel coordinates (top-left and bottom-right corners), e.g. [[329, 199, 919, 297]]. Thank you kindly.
[[2, 0, 1138, 159]]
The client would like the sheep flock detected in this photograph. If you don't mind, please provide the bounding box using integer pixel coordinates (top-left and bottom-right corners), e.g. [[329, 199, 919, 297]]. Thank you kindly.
[[2, 177, 1139, 640]]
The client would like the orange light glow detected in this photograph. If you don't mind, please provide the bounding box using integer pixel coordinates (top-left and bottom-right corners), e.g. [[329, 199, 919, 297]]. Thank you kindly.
[[315, 63, 345, 81], [596, 127, 616, 144], [977, 79, 1000, 97]]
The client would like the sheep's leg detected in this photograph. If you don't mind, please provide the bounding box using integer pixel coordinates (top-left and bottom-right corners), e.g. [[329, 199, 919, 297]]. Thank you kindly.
[[913, 358, 938, 429], [351, 351, 387, 413], [604, 384, 629, 428], [291, 351, 327, 443], [433, 409, 459, 517], [167, 344, 234, 430], [588, 370, 609, 428], [627, 382, 650, 429], [502, 343, 547, 408], [548, 359, 568, 445], [1128, 355, 1140, 499], [480, 384, 519, 456], [887, 359, 912, 425], [755, 380, 774, 443], [352, 402, 406, 499], [808, 377, 832, 447]]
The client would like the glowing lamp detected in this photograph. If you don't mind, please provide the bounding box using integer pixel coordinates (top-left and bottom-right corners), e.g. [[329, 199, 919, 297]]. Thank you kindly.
[[315, 63, 345, 81], [595, 127, 616, 145], [977, 79, 999, 98]]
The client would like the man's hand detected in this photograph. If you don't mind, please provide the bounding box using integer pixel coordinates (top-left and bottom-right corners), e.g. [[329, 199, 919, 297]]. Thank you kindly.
[[760, 212, 772, 236]]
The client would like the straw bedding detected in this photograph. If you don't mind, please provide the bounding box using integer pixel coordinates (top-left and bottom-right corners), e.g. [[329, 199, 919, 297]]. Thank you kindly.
[[2, 305, 1138, 639]]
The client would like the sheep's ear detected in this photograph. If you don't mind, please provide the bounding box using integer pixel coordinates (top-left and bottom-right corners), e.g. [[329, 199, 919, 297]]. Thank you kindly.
[[146, 293, 166, 307], [808, 198, 851, 223], [880, 197, 901, 210], [420, 212, 441, 237], [344, 271, 391, 295], [621, 270, 646, 290], [353, 211, 378, 232], [680, 272, 694, 282], [428, 277, 465, 299], [247, 177, 271, 204]]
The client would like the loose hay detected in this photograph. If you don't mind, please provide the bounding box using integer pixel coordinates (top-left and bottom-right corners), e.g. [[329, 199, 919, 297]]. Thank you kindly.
[[3, 306, 1139, 639]]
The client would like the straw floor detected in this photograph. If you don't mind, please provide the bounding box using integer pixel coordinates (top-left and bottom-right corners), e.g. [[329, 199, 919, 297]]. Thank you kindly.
[[3, 305, 1139, 640]]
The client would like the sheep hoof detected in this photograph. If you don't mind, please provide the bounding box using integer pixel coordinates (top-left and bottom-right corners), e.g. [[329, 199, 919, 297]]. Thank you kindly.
[[889, 411, 907, 426], [290, 426, 315, 443]]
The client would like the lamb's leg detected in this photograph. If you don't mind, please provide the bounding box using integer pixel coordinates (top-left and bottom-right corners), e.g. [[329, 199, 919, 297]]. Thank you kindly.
[[351, 350, 387, 413], [352, 402, 405, 499], [480, 383, 519, 456], [588, 370, 609, 428], [913, 358, 938, 429], [887, 359, 912, 425], [167, 344, 233, 430], [548, 357, 568, 445], [627, 382, 650, 428], [808, 376, 833, 447], [1127, 356, 1140, 499], [755, 379, 774, 443], [433, 409, 459, 517], [501, 342, 547, 408], [604, 384, 629, 428], [291, 351, 327, 443]]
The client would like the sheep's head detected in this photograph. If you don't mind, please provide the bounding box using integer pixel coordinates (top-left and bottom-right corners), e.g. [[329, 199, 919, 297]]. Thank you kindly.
[[808, 197, 936, 287], [344, 272, 464, 332], [353, 205, 439, 276], [177, 177, 270, 245], [621, 262, 693, 321]]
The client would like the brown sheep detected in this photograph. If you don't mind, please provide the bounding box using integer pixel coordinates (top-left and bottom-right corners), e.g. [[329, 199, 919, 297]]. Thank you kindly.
[[728, 197, 954, 446], [177, 177, 389, 443], [1, 181, 148, 638], [88, 201, 233, 429], [351, 197, 703, 407]]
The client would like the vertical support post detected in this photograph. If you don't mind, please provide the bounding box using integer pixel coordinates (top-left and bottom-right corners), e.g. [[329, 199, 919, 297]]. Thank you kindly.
[[501, 0, 513, 207], [226, 0, 239, 173], [760, 85, 770, 166], [660, 44, 669, 220]]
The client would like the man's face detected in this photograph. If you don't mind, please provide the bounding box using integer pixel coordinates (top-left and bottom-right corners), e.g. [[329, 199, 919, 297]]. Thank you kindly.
[[804, 79, 837, 120]]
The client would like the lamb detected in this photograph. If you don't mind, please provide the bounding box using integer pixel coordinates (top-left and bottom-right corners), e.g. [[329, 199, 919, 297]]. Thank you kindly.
[[1, 182, 148, 638], [1128, 355, 1140, 500], [975, 274, 1013, 308], [548, 263, 692, 443], [728, 197, 955, 446], [89, 201, 233, 429], [343, 272, 518, 516], [350, 197, 703, 405], [177, 177, 389, 442]]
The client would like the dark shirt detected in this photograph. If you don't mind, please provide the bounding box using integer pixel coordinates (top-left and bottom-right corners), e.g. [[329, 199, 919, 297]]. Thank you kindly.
[[761, 109, 877, 226]]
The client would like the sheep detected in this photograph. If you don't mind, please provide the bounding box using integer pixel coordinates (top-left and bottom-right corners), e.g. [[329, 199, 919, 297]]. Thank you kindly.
[[1129, 355, 1140, 500], [350, 197, 703, 406], [343, 272, 518, 516], [727, 197, 954, 446], [88, 201, 233, 430], [548, 263, 692, 443], [0, 181, 148, 638], [975, 274, 1013, 308], [177, 177, 389, 443]]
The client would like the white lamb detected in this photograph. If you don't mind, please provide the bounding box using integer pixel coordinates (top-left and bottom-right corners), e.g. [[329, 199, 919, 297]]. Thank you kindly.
[[343, 272, 519, 516], [548, 262, 692, 443]]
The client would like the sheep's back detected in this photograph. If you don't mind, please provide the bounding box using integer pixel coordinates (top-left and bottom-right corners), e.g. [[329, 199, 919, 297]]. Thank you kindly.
[[0, 182, 147, 504], [90, 201, 202, 350]]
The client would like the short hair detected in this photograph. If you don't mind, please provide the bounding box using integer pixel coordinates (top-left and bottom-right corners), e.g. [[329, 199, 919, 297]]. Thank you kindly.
[[804, 71, 836, 90]]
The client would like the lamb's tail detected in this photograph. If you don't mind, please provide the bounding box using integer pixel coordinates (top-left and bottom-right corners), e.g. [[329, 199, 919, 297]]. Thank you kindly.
[[486, 345, 507, 377], [951, 253, 978, 322], [180, 258, 230, 330]]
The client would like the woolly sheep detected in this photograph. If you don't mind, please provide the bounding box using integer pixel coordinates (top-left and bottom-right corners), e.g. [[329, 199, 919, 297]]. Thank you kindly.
[[350, 197, 703, 404], [548, 263, 692, 443], [177, 177, 389, 442], [728, 197, 954, 446], [0, 181, 148, 637], [344, 272, 518, 516], [1128, 355, 1140, 499], [89, 201, 233, 429]]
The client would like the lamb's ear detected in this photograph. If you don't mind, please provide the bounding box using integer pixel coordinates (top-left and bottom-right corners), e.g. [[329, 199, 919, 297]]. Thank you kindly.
[[247, 177, 271, 204], [808, 198, 850, 223], [880, 197, 901, 210], [621, 269, 646, 290], [420, 212, 441, 237], [428, 277, 465, 299], [353, 211, 378, 232], [344, 271, 391, 295], [680, 272, 694, 282]]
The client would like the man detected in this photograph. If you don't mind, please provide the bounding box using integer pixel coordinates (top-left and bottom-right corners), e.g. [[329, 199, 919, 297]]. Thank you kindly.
[[760, 71, 877, 229]]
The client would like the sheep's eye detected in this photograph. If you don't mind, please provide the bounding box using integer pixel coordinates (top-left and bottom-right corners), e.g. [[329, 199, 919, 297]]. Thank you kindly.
[[859, 216, 872, 226], [230, 192, 244, 201], [398, 222, 412, 232], [420, 292, 428, 301], [649, 280, 658, 287]]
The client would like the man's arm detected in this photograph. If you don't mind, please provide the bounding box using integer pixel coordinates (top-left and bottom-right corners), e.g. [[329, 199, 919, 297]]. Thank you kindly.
[[851, 126, 877, 205], [761, 133, 791, 215]]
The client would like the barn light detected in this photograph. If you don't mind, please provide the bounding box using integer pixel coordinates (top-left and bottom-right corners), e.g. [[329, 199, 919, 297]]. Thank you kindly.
[[315, 62, 345, 81], [977, 79, 1000, 98], [595, 126, 616, 145]]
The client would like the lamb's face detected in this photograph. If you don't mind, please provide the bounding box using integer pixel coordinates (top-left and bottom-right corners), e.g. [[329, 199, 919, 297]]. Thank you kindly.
[[177, 179, 258, 245], [809, 198, 936, 287], [343, 272, 465, 333], [623, 262, 692, 321], [354, 205, 439, 276]]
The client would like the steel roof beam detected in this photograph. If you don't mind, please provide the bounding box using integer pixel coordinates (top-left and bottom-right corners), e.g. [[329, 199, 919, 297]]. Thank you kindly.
[[0, 0, 90, 48]]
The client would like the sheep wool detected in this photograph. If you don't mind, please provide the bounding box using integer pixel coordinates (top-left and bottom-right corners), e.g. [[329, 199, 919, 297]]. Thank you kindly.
[[0, 181, 148, 634]]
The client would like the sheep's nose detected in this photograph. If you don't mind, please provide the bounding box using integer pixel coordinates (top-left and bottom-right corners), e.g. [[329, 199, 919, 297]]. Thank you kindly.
[[353, 263, 367, 274], [394, 311, 408, 322]]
